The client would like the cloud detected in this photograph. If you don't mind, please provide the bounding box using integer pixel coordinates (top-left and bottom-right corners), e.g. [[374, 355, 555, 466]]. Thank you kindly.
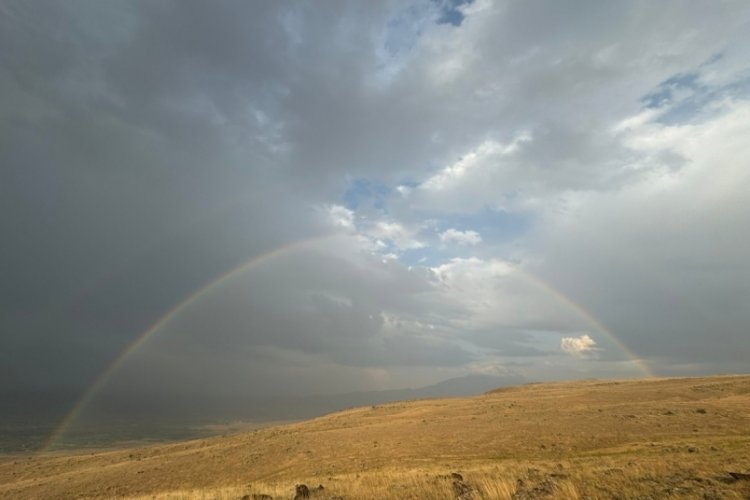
[[326, 204, 355, 229], [395, 185, 413, 197], [440, 228, 482, 246], [367, 221, 425, 251], [421, 140, 506, 192], [560, 334, 597, 355], [467, 361, 523, 378], [3, 0, 750, 403]]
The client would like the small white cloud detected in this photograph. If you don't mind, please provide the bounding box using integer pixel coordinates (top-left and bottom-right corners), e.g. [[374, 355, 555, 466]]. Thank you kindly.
[[422, 140, 501, 191], [370, 221, 425, 250], [440, 228, 482, 246], [381, 252, 399, 262], [560, 334, 597, 355], [396, 185, 412, 197], [327, 204, 355, 229]]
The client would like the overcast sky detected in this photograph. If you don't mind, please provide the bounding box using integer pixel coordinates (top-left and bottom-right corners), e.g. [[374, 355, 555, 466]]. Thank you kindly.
[[2, 0, 749, 401]]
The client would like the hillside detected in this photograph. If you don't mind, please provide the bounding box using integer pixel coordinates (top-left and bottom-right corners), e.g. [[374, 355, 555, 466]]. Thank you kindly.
[[0, 373, 524, 454], [1, 375, 749, 499]]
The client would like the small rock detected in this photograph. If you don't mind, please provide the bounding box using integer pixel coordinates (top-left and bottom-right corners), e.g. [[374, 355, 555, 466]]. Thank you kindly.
[[452, 478, 476, 500], [512, 477, 556, 499], [294, 484, 310, 499]]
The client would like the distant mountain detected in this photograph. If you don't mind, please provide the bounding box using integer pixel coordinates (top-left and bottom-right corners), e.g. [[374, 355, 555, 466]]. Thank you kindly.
[[413, 373, 528, 398]]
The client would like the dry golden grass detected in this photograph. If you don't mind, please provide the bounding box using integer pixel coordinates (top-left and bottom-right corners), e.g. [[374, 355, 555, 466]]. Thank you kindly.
[[1, 375, 749, 499]]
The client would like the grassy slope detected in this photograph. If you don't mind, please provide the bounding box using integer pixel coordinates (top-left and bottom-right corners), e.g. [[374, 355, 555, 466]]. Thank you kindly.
[[1, 375, 749, 499]]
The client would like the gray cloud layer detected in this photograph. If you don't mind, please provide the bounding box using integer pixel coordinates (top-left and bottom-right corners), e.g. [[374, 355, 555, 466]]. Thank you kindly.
[[2, 1, 749, 402]]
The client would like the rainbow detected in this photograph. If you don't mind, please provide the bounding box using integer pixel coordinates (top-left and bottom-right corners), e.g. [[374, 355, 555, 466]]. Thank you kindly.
[[41, 238, 653, 452]]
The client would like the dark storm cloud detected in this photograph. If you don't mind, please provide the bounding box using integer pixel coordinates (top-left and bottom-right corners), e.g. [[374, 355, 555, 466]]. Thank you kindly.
[[0, 0, 328, 390]]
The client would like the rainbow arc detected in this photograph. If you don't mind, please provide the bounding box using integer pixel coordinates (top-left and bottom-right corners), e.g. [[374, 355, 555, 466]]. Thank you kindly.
[[41, 235, 652, 452]]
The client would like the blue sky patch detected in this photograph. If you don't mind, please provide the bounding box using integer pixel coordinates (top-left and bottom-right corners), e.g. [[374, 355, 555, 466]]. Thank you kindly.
[[434, 0, 473, 27], [343, 177, 392, 212], [641, 71, 701, 109], [640, 53, 750, 125]]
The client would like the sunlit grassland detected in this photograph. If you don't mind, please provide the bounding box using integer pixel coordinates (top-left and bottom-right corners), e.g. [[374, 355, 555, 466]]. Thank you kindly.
[[1, 376, 749, 499]]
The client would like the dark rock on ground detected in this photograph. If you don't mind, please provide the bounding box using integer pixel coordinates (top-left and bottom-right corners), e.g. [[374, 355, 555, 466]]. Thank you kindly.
[[294, 484, 310, 499], [452, 477, 476, 500], [512, 477, 556, 499]]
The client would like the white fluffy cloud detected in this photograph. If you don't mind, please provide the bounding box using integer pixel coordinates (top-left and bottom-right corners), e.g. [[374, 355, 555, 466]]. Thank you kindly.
[[561, 334, 597, 355], [370, 221, 425, 250], [326, 204, 355, 229], [440, 228, 482, 246]]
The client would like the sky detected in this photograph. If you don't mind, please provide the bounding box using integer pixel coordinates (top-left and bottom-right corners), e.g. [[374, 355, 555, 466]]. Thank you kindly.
[[2, 0, 750, 405]]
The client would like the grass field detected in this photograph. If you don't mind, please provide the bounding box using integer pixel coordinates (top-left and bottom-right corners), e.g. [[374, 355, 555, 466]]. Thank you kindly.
[[1, 375, 749, 499]]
